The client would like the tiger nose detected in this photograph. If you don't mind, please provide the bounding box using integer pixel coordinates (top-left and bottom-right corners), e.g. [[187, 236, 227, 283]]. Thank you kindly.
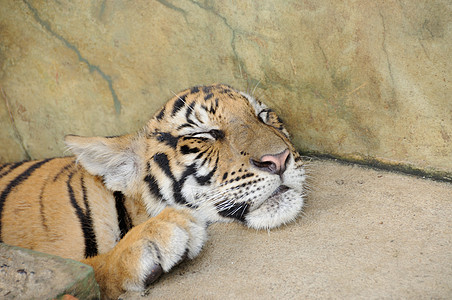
[[251, 149, 290, 175]]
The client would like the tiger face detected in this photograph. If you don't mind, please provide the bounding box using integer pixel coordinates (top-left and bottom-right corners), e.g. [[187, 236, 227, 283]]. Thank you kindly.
[[66, 84, 306, 230]]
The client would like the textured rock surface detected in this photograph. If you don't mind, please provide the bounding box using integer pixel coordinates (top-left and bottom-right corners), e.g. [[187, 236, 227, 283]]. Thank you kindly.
[[0, 1, 451, 178], [0, 243, 99, 299]]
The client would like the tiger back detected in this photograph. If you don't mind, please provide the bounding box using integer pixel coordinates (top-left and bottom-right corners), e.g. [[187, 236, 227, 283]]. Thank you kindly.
[[0, 158, 120, 259]]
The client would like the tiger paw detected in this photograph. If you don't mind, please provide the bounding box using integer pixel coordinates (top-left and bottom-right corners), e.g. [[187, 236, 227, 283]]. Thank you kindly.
[[85, 207, 208, 298]]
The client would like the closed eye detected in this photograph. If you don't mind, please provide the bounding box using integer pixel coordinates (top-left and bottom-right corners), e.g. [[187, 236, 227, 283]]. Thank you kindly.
[[186, 129, 224, 140]]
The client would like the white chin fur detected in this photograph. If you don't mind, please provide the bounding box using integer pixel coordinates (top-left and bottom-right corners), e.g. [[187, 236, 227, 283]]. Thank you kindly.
[[245, 190, 304, 230]]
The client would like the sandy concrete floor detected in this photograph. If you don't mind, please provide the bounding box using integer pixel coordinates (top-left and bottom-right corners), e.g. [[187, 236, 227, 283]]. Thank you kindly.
[[121, 159, 452, 299]]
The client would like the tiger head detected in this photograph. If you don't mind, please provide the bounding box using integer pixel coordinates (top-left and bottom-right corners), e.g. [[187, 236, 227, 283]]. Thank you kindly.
[[66, 84, 306, 230]]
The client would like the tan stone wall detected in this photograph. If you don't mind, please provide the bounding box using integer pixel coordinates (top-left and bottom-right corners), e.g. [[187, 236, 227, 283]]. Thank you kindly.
[[0, 1, 451, 178]]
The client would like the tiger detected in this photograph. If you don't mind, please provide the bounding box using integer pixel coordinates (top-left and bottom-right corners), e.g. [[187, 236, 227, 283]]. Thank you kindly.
[[0, 84, 306, 299]]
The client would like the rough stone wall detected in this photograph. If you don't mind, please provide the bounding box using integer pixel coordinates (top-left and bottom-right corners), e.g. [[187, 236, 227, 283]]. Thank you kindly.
[[0, 1, 450, 178]]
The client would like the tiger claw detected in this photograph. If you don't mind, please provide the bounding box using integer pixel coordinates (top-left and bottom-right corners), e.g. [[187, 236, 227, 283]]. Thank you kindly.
[[143, 263, 163, 288]]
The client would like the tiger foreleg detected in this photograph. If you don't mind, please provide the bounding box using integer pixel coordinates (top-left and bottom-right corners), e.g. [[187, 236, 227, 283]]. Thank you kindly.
[[82, 207, 208, 299]]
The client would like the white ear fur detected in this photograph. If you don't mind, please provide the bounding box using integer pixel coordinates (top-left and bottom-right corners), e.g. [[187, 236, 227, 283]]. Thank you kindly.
[[64, 135, 141, 192]]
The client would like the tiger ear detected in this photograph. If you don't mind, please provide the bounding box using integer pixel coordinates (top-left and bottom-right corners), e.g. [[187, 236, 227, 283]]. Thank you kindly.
[[64, 134, 142, 192]]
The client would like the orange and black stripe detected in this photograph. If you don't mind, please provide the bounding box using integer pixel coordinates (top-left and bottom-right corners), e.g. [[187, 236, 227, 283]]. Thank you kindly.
[[0, 159, 53, 242], [114, 191, 132, 239], [66, 169, 98, 257]]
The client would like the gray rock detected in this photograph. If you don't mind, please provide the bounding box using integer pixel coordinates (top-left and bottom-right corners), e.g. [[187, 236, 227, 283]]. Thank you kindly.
[[0, 243, 99, 299]]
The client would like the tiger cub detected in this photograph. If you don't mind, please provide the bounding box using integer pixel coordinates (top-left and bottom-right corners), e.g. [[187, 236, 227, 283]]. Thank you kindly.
[[0, 84, 306, 298]]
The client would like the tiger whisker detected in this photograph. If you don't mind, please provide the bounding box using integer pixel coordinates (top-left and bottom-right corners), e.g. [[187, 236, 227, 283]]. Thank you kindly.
[[170, 90, 195, 113], [251, 79, 261, 97], [186, 185, 250, 214]]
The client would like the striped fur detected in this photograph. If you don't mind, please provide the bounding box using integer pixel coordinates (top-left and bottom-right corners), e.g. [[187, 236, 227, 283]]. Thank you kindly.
[[0, 84, 306, 299]]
